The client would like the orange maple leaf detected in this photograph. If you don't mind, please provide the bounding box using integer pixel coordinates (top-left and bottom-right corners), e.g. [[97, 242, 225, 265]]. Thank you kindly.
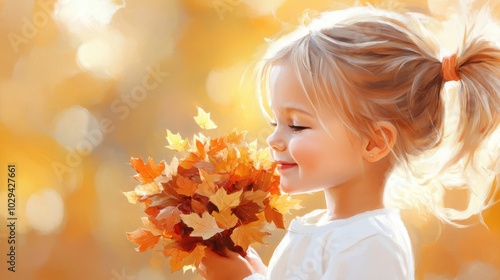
[[230, 221, 269, 252], [155, 206, 181, 235], [269, 195, 303, 215], [264, 203, 285, 229], [181, 244, 207, 272], [242, 190, 268, 208], [209, 188, 242, 212], [174, 176, 198, 197], [224, 129, 246, 144], [130, 157, 166, 184], [163, 242, 190, 272], [126, 229, 161, 252], [213, 209, 239, 229]]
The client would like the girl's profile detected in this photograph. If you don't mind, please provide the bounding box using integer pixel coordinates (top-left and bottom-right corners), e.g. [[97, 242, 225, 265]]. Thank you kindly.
[[199, 5, 500, 280]]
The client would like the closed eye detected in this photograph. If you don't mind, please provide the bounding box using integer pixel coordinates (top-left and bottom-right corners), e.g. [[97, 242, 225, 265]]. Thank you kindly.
[[289, 125, 309, 131]]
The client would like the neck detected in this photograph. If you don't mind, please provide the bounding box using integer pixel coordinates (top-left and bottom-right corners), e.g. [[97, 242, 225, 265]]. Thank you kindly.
[[323, 161, 390, 220]]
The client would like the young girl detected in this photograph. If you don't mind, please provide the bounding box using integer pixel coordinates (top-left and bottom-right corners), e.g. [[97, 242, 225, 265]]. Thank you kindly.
[[198, 6, 500, 280]]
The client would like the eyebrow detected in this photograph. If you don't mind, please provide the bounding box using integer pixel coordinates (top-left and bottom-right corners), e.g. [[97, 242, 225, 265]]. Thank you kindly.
[[273, 105, 315, 118]]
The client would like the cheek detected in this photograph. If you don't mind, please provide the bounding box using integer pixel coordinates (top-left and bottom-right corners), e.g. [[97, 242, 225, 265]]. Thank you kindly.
[[288, 137, 324, 169]]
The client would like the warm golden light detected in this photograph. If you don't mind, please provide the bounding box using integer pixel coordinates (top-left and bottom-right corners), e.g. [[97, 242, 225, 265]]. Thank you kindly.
[[0, 0, 499, 279], [25, 189, 65, 234]]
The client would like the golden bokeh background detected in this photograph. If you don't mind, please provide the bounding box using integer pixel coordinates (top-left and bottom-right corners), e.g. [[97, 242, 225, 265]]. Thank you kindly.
[[0, 0, 499, 279]]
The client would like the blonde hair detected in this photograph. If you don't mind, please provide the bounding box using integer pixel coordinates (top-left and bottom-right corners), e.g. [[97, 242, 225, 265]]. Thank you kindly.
[[255, 6, 500, 222]]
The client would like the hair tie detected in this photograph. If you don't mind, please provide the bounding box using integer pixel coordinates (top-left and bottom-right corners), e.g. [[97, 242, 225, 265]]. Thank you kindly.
[[442, 54, 460, 82]]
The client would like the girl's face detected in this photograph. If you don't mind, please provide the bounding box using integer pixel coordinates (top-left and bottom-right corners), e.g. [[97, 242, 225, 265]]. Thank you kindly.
[[266, 63, 365, 194]]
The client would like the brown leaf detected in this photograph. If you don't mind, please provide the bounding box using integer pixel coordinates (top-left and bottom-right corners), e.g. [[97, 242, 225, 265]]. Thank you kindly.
[[264, 203, 285, 229], [233, 201, 261, 223]]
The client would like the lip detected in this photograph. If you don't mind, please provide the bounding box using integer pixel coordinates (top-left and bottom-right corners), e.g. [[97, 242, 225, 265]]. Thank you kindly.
[[276, 161, 297, 171]]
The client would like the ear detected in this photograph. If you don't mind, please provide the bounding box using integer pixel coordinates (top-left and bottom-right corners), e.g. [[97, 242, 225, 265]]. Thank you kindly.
[[362, 121, 397, 162]]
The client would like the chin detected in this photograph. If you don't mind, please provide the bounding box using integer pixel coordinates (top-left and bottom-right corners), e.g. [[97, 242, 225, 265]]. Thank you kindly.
[[278, 181, 295, 194]]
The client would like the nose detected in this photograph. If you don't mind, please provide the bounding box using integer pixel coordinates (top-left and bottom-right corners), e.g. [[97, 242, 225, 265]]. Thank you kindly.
[[267, 129, 286, 152]]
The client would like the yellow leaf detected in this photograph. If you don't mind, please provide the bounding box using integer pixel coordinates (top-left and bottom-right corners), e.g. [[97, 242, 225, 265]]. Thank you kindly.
[[123, 191, 140, 204], [180, 212, 223, 240], [269, 195, 303, 214], [134, 181, 163, 196], [213, 209, 239, 229], [250, 147, 274, 170], [230, 221, 269, 251], [243, 190, 268, 208], [194, 107, 217, 130], [165, 156, 179, 180], [166, 129, 189, 151], [209, 188, 242, 212], [196, 169, 220, 197]]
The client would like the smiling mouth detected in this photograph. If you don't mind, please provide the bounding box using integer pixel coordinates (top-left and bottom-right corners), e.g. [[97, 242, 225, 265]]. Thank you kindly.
[[276, 163, 297, 171]]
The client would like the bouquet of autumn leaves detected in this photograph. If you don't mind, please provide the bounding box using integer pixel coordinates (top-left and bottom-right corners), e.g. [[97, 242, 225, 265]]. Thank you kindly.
[[125, 108, 301, 272]]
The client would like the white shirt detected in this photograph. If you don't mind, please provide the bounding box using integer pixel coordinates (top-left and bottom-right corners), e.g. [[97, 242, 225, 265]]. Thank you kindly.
[[246, 208, 414, 280]]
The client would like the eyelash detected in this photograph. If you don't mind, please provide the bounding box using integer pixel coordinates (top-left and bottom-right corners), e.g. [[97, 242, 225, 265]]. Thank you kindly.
[[269, 122, 309, 132]]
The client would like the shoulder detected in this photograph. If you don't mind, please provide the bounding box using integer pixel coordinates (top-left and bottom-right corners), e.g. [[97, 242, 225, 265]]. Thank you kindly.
[[330, 233, 414, 279], [333, 209, 411, 252], [327, 210, 415, 279]]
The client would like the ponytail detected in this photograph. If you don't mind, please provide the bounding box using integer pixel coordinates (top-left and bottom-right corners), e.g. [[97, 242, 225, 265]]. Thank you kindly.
[[386, 14, 500, 223], [447, 38, 500, 167]]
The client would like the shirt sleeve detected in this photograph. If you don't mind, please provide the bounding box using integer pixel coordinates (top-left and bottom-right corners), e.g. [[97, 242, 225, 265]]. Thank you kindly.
[[323, 234, 412, 280]]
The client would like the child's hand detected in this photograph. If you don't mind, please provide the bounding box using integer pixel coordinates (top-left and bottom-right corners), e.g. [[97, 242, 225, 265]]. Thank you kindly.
[[246, 247, 267, 275], [198, 248, 264, 280]]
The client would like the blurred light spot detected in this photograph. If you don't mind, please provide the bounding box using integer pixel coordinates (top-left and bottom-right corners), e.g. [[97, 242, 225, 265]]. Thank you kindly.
[[206, 63, 248, 105], [26, 189, 65, 234], [53, 106, 102, 153], [242, 0, 285, 16], [457, 261, 500, 280], [54, 0, 125, 33], [76, 29, 127, 78], [135, 267, 167, 280]]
